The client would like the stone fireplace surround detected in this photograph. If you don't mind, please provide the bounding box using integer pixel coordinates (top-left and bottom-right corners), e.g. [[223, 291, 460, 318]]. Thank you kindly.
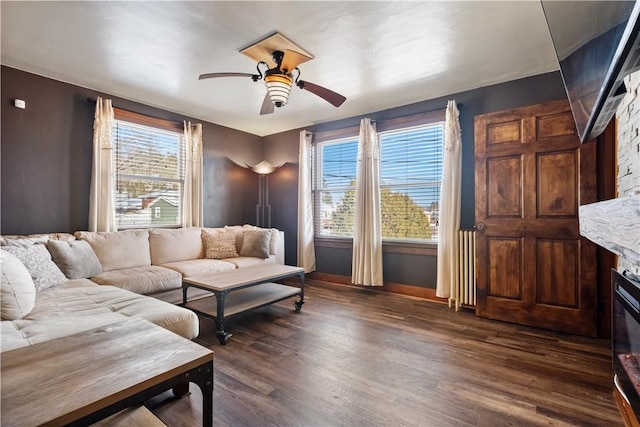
[[579, 69, 640, 425], [610, 69, 640, 274], [580, 69, 639, 271], [579, 194, 640, 268]]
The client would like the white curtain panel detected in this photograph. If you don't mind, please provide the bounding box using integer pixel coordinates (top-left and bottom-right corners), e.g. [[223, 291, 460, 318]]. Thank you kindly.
[[181, 122, 204, 228], [88, 97, 116, 232], [436, 100, 462, 299], [297, 130, 316, 273], [352, 118, 383, 286]]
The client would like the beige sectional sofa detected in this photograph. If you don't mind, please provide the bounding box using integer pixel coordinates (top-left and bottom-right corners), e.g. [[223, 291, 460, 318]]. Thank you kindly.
[[76, 226, 284, 303], [0, 225, 284, 352], [0, 278, 198, 352]]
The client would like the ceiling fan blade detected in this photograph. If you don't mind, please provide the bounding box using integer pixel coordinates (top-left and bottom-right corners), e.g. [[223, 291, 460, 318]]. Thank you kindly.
[[280, 50, 311, 73], [260, 93, 275, 115], [198, 72, 257, 80], [297, 80, 346, 107]]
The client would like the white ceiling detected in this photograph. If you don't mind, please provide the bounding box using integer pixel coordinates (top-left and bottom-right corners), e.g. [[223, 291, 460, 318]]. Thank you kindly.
[[1, 1, 559, 137]]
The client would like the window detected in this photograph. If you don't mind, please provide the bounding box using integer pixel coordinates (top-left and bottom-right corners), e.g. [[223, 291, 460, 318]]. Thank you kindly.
[[314, 136, 359, 237], [313, 113, 444, 242], [113, 111, 185, 229]]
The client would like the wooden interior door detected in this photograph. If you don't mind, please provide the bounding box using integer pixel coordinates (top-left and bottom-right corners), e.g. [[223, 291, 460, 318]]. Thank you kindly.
[[474, 99, 598, 337]]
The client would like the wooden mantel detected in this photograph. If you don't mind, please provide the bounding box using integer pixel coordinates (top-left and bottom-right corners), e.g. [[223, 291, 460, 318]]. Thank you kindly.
[[579, 194, 640, 265]]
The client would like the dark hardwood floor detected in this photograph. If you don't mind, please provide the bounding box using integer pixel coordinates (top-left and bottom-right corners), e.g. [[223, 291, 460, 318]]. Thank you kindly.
[[147, 279, 622, 426]]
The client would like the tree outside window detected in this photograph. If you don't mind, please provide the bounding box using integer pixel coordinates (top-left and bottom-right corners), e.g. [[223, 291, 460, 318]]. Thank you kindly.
[[314, 120, 444, 242]]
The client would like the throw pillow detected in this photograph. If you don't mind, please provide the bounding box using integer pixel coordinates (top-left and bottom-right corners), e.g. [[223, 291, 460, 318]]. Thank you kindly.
[[1, 244, 67, 292], [224, 225, 246, 252], [239, 229, 270, 259], [202, 230, 238, 259], [241, 225, 278, 255], [0, 251, 36, 320], [47, 239, 102, 279]]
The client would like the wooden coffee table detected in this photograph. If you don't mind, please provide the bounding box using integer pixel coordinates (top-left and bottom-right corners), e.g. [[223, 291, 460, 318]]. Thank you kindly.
[[182, 264, 305, 344], [1, 317, 214, 427]]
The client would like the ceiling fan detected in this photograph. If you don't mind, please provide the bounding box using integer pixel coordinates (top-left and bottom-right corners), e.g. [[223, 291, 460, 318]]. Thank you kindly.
[[199, 49, 347, 115]]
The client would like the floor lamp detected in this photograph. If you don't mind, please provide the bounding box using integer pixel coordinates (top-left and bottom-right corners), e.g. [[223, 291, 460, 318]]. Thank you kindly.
[[248, 160, 282, 228]]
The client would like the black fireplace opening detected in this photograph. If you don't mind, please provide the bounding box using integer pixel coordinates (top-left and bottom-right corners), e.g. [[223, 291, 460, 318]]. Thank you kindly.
[[613, 268, 640, 413]]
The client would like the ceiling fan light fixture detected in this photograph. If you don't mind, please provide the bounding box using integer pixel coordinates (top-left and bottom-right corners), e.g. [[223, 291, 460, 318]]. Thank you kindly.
[[199, 34, 345, 114], [264, 73, 293, 107]]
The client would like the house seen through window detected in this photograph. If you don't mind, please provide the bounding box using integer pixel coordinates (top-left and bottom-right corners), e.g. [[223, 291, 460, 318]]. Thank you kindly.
[[313, 119, 444, 242], [113, 115, 185, 229]]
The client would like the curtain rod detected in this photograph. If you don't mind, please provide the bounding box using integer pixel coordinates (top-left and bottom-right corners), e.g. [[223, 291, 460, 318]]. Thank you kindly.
[[353, 103, 459, 124], [86, 98, 459, 129], [86, 98, 183, 129]]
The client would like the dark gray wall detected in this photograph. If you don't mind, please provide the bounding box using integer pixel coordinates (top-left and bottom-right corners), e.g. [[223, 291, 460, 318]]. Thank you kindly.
[[267, 163, 298, 267], [263, 71, 568, 288], [1, 66, 262, 235], [1, 66, 568, 290]]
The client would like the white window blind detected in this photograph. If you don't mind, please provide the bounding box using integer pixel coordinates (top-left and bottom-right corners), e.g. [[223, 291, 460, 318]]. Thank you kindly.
[[314, 137, 359, 237], [378, 123, 443, 241], [113, 120, 185, 228], [314, 121, 444, 242]]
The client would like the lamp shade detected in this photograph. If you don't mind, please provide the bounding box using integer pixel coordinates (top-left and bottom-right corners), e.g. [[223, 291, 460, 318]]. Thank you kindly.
[[247, 160, 282, 175], [264, 74, 293, 107]]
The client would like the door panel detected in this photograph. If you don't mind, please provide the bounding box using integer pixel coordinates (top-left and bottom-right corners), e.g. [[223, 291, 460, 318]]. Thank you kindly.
[[487, 156, 523, 217], [487, 238, 522, 299], [537, 151, 577, 217], [475, 99, 598, 337], [536, 239, 578, 307], [536, 112, 576, 138], [487, 120, 522, 145]]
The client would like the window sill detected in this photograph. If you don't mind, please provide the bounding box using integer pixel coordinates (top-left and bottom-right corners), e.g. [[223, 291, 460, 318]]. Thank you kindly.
[[314, 237, 437, 256], [116, 225, 181, 230]]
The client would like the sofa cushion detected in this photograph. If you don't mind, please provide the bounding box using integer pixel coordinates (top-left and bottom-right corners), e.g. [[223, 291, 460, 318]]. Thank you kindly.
[[76, 285, 198, 340], [1, 235, 50, 247], [267, 228, 279, 256], [1, 251, 36, 320], [47, 239, 102, 279], [1, 313, 128, 352], [160, 259, 236, 278], [202, 230, 238, 259], [75, 230, 151, 272], [0, 233, 76, 247], [90, 265, 181, 295], [1, 283, 198, 352], [239, 229, 270, 259], [61, 278, 100, 289], [148, 228, 204, 265], [222, 255, 276, 268], [1, 244, 67, 292]]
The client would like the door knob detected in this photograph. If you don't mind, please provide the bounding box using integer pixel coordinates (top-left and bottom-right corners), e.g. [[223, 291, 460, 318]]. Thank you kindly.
[[477, 222, 486, 231]]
